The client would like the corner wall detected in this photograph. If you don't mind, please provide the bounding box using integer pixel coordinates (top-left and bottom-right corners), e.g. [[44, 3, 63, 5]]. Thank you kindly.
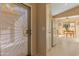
[[46, 4, 52, 55], [36, 4, 52, 56], [25, 4, 37, 56], [36, 4, 46, 56]]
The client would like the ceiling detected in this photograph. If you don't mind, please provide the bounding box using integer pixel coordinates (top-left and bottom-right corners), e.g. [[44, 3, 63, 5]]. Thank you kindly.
[[51, 3, 79, 16]]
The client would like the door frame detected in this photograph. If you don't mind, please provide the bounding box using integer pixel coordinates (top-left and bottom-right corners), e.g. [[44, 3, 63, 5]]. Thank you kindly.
[[16, 3, 32, 56]]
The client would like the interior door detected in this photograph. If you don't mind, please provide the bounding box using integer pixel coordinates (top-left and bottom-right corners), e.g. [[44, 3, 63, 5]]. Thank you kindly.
[[0, 4, 31, 56]]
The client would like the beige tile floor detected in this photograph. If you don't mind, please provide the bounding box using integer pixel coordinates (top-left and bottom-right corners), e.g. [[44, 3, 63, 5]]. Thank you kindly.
[[48, 38, 79, 56]]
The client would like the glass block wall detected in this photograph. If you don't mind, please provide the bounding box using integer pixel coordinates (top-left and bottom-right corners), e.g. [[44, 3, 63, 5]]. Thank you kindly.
[[0, 4, 28, 56]]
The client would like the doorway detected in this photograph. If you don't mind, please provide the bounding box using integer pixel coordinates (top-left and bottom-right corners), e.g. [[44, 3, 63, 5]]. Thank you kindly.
[[0, 3, 31, 56]]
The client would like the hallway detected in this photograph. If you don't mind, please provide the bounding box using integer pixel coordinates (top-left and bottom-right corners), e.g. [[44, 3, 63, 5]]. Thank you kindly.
[[49, 3, 79, 56]]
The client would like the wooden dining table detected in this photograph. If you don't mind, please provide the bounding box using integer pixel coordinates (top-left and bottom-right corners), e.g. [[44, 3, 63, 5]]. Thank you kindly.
[[64, 30, 75, 38]]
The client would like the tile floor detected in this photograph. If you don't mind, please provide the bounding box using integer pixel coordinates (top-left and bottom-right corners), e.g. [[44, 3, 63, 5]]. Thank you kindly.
[[48, 38, 79, 56]]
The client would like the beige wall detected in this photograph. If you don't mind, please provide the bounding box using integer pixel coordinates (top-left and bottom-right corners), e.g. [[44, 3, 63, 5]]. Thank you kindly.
[[36, 4, 52, 56], [25, 3, 52, 56], [36, 4, 46, 56]]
